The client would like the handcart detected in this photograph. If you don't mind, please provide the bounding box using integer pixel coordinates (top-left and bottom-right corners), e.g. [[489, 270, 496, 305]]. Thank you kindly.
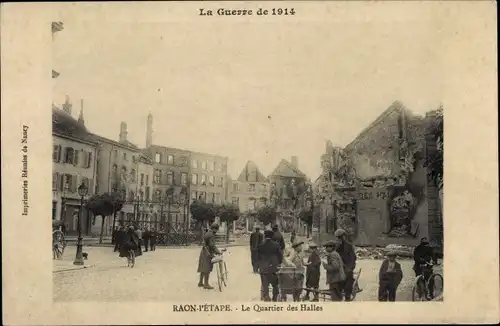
[[301, 268, 363, 302], [277, 266, 306, 301]]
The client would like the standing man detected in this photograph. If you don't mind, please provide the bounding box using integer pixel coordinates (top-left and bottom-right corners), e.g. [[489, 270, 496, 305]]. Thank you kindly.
[[271, 224, 286, 256], [143, 227, 151, 252], [135, 224, 144, 252], [334, 228, 357, 301], [413, 237, 436, 299], [197, 223, 221, 289], [250, 225, 264, 273], [322, 239, 345, 301], [150, 227, 157, 251], [258, 229, 283, 301]]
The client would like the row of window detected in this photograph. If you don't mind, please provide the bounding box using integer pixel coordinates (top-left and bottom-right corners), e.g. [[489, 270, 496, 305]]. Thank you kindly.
[[191, 174, 224, 187], [111, 165, 138, 183], [53, 145, 93, 168], [191, 191, 221, 204], [230, 197, 267, 209], [113, 149, 138, 163], [153, 152, 227, 173], [126, 187, 151, 202], [153, 170, 188, 186], [232, 183, 268, 193], [52, 172, 93, 195]]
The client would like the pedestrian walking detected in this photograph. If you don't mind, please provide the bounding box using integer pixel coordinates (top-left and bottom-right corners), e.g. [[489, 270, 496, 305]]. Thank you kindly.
[[119, 226, 142, 264], [250, 225, 264, 273], [197, 223, 222, 289], [334, 228, 357, 301], [322, 239, 346, 301], [378, 251, 403, 302], [114, 226, 125, 252], [143, 227, 151, 252], [303, 242, 321, 301], [257, 229, 283, 301], [150, 227, 157, 251], [135, 225, 144, 253]]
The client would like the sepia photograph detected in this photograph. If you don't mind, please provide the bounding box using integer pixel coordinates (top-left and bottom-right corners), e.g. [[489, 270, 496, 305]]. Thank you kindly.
[[1, 1, 498, 325], [51, 13, 444, 303]]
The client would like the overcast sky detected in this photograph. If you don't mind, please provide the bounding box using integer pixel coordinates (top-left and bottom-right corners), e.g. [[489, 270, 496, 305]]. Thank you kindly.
[[52, 18, 443, 180]]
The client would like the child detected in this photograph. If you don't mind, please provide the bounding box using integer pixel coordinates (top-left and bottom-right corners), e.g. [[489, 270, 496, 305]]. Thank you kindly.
[[378, 251, 403, 302], [303, 242, 321, 301]]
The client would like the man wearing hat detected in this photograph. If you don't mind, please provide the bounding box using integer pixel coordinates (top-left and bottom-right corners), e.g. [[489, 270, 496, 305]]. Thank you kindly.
[[286, 240, 305, 301], [413, 237, 436, 298], [378, 251, 403, 302], [303, 242, 321, 301], [322, 239, 345, 301], [271, 224, 286, 257], [334, 228, 357, 301], [257, 229, 283, 301], [249, 225, 264, 273], [197, 223, 222, 289]]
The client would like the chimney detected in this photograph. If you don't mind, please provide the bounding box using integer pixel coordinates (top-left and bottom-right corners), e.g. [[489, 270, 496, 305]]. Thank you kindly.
[[119, 122, 128, 143], [291, 156, 298, 169], [146, 112, 153, 148], [62, 95, 72, 115], [77, 99, 85, 125]]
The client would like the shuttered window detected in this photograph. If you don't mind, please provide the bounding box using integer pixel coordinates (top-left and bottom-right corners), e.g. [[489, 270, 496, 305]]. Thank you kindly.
[[52, 173, 58, 190], [73, 150, 79, 166]]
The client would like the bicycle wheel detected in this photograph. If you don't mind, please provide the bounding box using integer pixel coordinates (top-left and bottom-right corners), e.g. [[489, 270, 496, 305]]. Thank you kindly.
[[430, 273, 444, 299], [412, 276, 426, 301], [216, 262, 223, 292]]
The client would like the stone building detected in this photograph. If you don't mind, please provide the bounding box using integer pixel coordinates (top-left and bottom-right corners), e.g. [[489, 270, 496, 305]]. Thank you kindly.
[[189, 151, 229, 206], [52, 101, 97, 236], [268, 156, 308, 212], [314, 101, 443, 248], [230, 161, 270, 213], [90, 121, 140, 232], [146, 144, 191, 226]]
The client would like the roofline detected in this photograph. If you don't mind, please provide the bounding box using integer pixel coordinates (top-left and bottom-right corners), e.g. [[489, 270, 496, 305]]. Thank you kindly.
[[52, 132, 98, 146], [91, 133, 140, 152], [344, 101, 405, 151], [269, 159, 307, 178], [149, 144, 228, 160]]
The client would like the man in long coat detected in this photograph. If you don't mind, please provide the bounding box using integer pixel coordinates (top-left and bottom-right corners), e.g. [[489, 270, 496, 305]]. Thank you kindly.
[[334, 228, 357, 301], [197, 223, 221, 289], [250, 225, 264, 273], [258, 230, 283, 301]]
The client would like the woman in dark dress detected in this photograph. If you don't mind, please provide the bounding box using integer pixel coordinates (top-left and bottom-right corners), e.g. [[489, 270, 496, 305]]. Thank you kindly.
[[119, 226, 142, 265]]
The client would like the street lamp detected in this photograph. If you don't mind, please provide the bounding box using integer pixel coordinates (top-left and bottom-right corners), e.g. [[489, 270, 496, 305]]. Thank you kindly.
[[73, 182, 88, 265]]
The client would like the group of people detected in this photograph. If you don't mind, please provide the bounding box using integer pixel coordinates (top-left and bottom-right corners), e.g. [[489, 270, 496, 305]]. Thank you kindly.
[[112, 225, 158, 264], [249, 225, 357, 302]]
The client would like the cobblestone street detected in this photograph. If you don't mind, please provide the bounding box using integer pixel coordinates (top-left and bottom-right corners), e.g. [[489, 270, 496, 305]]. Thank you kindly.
[[54, 246, 439, 302]]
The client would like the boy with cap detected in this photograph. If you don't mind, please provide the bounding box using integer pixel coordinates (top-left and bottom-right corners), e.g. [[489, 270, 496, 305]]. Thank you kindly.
[[378, 251, 403, 302], [303, 242, 321, 301], [322, 239, 345, 301]]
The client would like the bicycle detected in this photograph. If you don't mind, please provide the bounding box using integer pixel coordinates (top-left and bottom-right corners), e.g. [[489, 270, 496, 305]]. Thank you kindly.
[[412, 261, 443, 301], [211, 248, 228, 292]]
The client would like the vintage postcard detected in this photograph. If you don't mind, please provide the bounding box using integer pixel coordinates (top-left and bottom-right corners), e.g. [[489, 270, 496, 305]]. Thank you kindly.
[[1, 1, 498, 325]]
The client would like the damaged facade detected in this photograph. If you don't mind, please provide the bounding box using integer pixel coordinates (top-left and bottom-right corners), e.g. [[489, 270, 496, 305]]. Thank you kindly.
[[314, 101, 443, 249]]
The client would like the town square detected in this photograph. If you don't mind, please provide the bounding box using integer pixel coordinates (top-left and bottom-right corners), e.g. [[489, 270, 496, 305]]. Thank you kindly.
[[51, 16, 444, 303]]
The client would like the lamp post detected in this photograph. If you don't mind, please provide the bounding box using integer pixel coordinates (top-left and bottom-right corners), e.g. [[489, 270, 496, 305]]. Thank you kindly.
[[73, 182, 88, 266]]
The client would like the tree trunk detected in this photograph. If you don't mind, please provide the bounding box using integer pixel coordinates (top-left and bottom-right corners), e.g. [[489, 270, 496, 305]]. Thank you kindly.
[[99, 215, 106, 244], [226, 222, 230, 244]]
